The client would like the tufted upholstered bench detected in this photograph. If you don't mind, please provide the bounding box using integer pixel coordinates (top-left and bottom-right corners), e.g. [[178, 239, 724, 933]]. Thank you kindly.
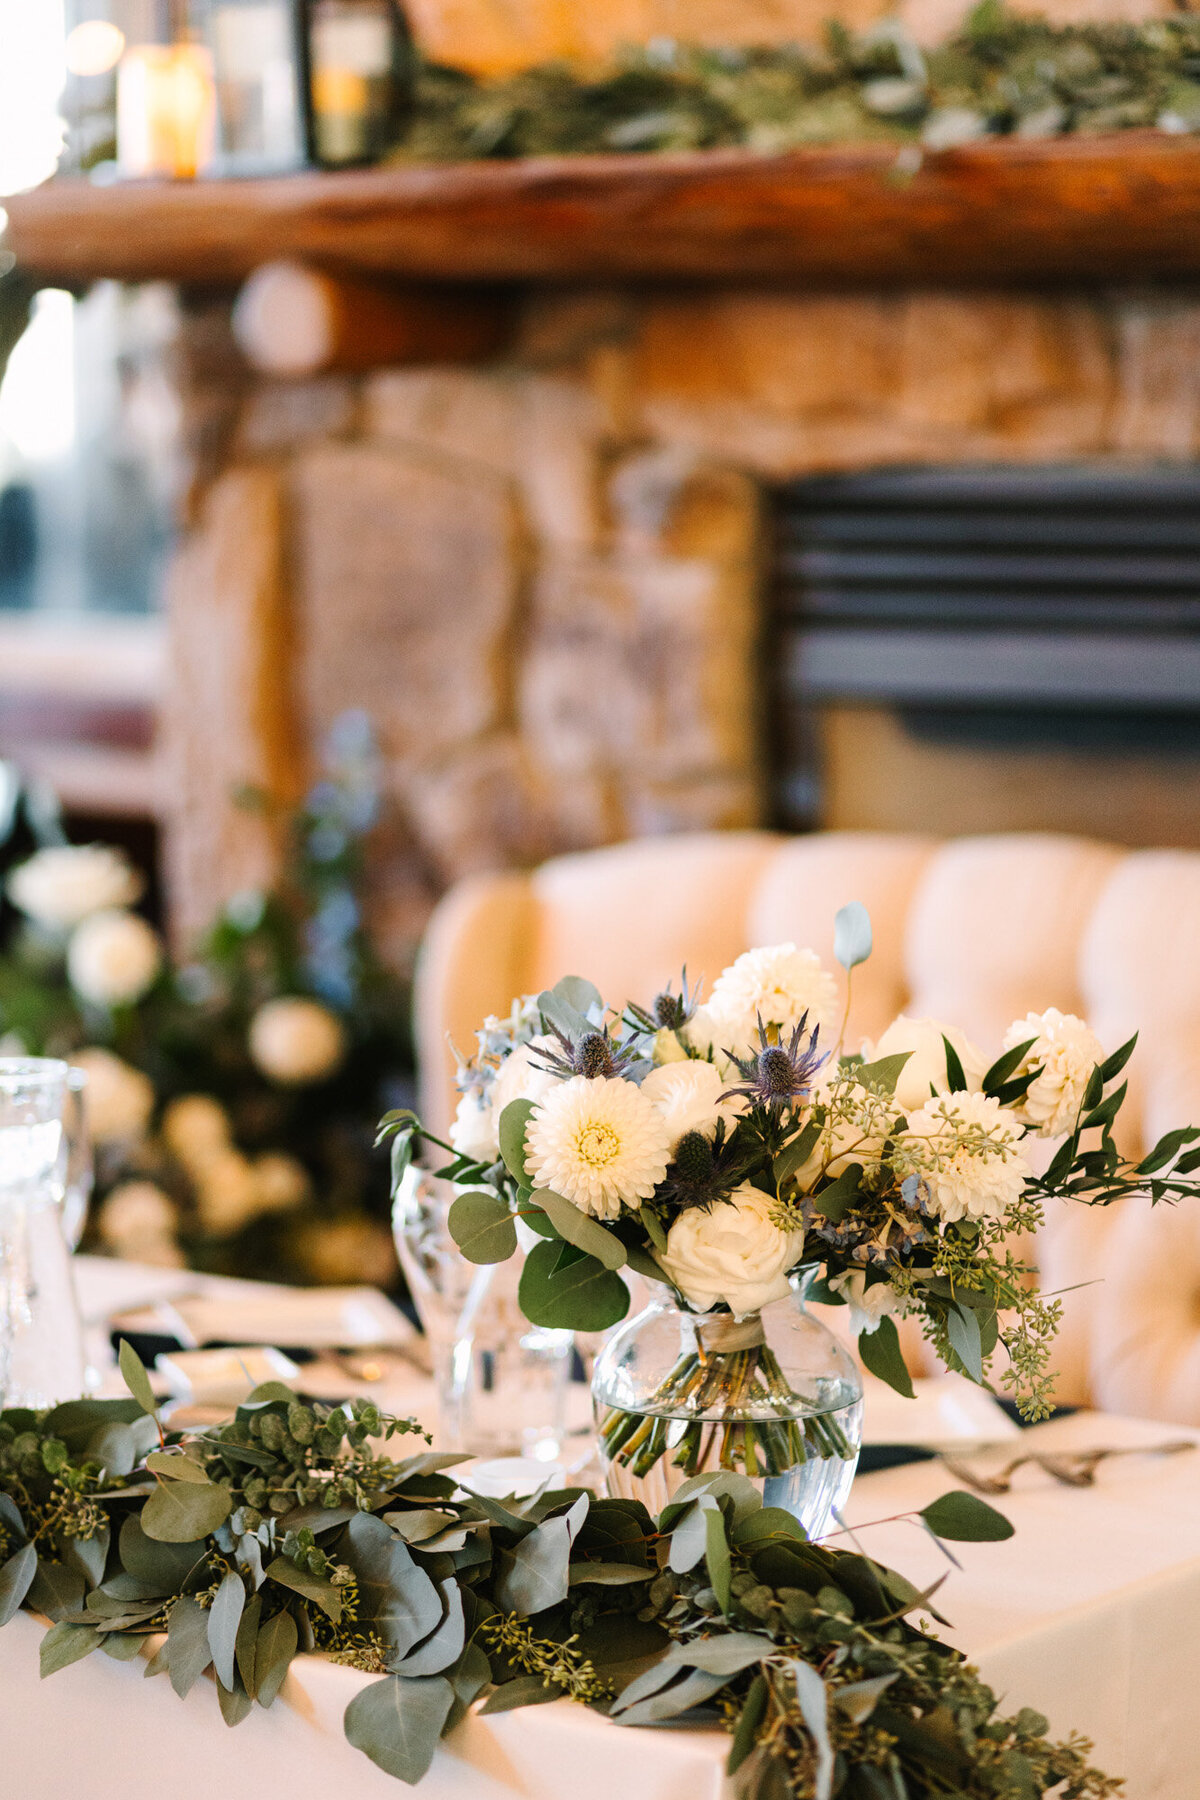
[[414, 831, 1200, 1424]]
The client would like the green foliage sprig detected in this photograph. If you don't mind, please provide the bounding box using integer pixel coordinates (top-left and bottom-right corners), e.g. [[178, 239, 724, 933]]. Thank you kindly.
[[0, 1360, 1117, 1798], [391, 5, 1200, 162]]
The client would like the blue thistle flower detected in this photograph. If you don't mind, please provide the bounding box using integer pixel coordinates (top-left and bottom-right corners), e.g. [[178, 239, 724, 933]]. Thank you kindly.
[[721, 1012, 828, 1110]]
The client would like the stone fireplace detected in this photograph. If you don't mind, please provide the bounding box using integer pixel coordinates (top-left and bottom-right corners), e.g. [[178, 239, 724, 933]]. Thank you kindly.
[[161, 281, 1200, 966]]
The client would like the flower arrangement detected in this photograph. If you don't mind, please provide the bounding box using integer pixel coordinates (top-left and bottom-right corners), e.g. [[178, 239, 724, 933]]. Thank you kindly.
[[0, 715, 413, 1284], [383, 905, 1200, 1493], [0, 1357, 1118, 1800]]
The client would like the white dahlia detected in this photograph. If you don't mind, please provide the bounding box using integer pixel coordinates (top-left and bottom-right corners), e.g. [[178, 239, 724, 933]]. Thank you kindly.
[[705, 943, 838, 1059], [524, 1075, 671, 1219], [641, 1058, 744, 1151], [1002, 1008, 1105, 1137], [903, 1089, 1031, 1224]]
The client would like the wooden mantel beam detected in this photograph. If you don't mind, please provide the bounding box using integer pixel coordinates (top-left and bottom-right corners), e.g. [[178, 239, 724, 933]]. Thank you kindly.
[[9, 135, 1200, 289]]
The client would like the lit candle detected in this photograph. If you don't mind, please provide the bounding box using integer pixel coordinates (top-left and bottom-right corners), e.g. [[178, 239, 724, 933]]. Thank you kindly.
[[117, 42, 217, 178]]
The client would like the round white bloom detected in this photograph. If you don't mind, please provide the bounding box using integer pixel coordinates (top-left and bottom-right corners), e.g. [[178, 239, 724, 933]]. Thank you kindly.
[[651, 1026, 692, 1066], [67, 909, 162, 1007], [1002, 1008, 1105, 1137], [98, 1180, 183, 1267], [903, 1089, 1030, 1224], [641, 1059, 743, 1151], [490, 1035, 560, 1117], [829, 1268, 905, 1336], [249, 997, 346, 1086], [866, 1015, 987, 1115], [252, 1152, 311, 1214], [788, 1074, 893, 1191], [450, 1091, 499, 1163], [163, 1093, 231, 1173], [658, 1183, 803, 1317], [705, 943, 838, 1060], [8, 844, 142, 931], [525, 1074, 671, 1219], [195, 1149, 263, 1234], [70, 1047, 154, 1145]]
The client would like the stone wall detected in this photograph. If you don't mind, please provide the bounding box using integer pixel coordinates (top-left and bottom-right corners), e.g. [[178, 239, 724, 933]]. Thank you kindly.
[[163, 284, 1200, 961]]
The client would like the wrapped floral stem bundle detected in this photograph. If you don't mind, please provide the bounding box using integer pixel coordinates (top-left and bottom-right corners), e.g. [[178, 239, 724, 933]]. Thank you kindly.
[[383, 904, 1200, 1522]]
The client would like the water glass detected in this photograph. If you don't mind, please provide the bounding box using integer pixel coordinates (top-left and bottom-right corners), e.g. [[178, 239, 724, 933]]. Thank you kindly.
[[393, 1166, 571, 1460], [0, 1059, 87, 1409]]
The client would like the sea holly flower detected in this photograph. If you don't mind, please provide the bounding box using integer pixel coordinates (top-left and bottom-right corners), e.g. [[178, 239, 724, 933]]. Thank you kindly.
[[721, 1013, 828, 1110], [530, 1022, 645, 1081]]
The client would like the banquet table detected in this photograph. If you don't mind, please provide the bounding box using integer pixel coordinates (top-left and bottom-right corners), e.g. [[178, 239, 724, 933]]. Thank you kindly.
[[3, 1262, 1199, 1799]]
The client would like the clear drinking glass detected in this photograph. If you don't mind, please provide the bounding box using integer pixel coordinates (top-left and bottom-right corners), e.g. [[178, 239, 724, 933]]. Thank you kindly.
[[0, 1059, 87, 1409], [392, 1166, 571, 1460]]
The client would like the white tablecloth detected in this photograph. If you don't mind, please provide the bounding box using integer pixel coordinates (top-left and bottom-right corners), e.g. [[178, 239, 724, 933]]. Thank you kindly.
[[4, 1260, 1198, 1798]]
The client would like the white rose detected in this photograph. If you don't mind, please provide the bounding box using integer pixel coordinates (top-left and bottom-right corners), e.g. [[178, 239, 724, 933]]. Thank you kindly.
[[866, 1015, 987, 1115], [903, 1088, 1030, 1224], [1002, 1008, 1105, 1137], [8, 844, 142, 931], [705, 942, 838, 1060], [163, 1093, 231, 1174], [490, 1035, 560, 1117], [70, 1047, 154, 1145], [98, 1180, 183, 1267], [657, 1183, 803, 1317], [67, 909, 162, 1007], [641, 1059, 743, 1151], [829, 1268, 905, 1336], [450, 1091, 499, 1163], [249, 997, 346, 1085]]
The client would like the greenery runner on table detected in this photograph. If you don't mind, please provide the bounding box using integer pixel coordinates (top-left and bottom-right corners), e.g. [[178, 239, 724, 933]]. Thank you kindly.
[[0, 1350, 1118, 1799]]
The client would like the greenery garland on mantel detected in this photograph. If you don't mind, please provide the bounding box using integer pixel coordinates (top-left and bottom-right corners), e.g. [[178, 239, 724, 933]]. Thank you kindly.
[[0, 1349, 1119, 1799], [392, 4, 1200, 161]]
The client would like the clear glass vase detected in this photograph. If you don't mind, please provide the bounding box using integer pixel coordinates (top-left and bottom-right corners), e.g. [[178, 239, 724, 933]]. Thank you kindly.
[[0, 1059, 87, 1409], [592, 1269, 863, 1537]]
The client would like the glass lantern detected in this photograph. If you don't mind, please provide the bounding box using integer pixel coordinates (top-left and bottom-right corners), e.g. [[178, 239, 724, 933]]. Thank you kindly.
[[202, 0, 308, 172]]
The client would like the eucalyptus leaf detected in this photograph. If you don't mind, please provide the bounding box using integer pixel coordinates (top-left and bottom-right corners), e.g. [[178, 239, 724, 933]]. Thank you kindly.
[[146, 1450, 212, 1485], [704, 1504, 732, 1613], [254, 1607, 298, 1707], [344, 1512, 443, 1654], [666, 1631, 769, 1676], [727, 1672, 769, 1775], [493, 1496, 587, 1615], [857, 1316, 915, 1400], [919, 1491, 1014, 1542], [217, 1672, 253, 1727], [39, 1622, 104, 1677], [834, 900, 873, 971], [117, 1339, 158, 1419], [945, 1299, 984, 1384], [447, 1189, 517, 1265], [118, 1516, 207, 1594], [0, 1542, 37, 1625], [235, 1592, 262, 1696], [611, 1665, 728, 1725], [343, 1673, 456, 1785], [86, 1423, 138, 1480], [143, 1474, 232, 1543], [788, 1660, 834, 1800], [27, 1559, 84, 1622], [856, 1052, 912, 1096], [167, 1595, 213, 1697], [567, 1561, 652, 1586], [478, 1673, 564, 1713], [395, 1580, 464, 1676], [0, 1492, 24, 1539], [518, 1240, 629, 1331], [498, 1099, 535, 1185], [208, 1568, 246, 1690], [667, 1498, 712, 1574], [533, 1189, 626, 1270], [832, 1673, 898, 1724], [264, 1555, 343, 1623]]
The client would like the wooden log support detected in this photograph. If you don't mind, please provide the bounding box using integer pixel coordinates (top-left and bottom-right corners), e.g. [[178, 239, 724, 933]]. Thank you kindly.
[[232, 261, 509, 374], [9, 136, 1200, 288]]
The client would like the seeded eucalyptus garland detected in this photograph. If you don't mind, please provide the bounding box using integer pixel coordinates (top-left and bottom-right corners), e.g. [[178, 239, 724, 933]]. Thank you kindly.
[[391, 3, 1200, 162], [0, 1357, 1118, 1798]]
